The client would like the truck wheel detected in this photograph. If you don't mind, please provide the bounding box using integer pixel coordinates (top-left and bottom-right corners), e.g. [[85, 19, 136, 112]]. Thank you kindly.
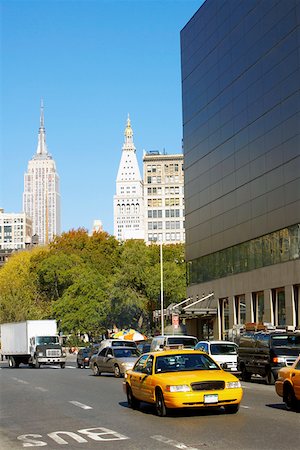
[[241, 365, 251, 382], [60, 363, 66, 369], [8, 356, 16, 368]]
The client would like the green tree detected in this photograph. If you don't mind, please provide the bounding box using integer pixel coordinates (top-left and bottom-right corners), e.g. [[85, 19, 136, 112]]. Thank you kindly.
[[52, 267, 110, 339], [0, 248, 51, 323]]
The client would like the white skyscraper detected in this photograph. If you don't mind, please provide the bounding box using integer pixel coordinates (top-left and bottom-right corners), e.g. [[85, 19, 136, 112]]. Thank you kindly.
[[114, 115, 144, 241], [23, 101, 61, 245]]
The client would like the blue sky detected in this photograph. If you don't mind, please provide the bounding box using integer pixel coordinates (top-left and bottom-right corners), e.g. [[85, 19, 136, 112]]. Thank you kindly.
[[1, 0, 202, 235]]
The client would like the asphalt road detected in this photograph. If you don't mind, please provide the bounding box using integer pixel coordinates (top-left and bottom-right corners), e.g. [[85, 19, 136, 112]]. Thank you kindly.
[[0, 356, 299, 450]]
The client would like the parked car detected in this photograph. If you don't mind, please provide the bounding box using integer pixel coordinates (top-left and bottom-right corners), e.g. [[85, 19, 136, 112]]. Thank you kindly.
[[275, 355, 300, 411], [90, 346, 140, 377], [124, 349, 243, 416], [150, 335, 198, 352], [238, 330, 300, 384], [76, 347, 98, 368], [195, 340, 240, 375], [95, 339, 138, 352], [137, 340, 152, 354]]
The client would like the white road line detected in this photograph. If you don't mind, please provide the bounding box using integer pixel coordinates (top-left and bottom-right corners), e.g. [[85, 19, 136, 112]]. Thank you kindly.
[[69, 401, 93, 410], [151, 435, 199, 450], [35, 386, 48, 392], [66, 365, 76, 369], [240, 405, 250, 409], [12, 377, 29, 384]]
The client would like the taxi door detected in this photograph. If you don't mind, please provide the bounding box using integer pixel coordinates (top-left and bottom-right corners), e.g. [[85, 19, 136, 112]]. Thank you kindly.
[[130, 355, 149, 401], [292, 358, 300, 400], [138, 356, 155, 403]]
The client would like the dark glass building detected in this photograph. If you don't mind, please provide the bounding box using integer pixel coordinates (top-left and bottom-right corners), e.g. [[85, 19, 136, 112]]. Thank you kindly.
[[180, 0, 300, 339]]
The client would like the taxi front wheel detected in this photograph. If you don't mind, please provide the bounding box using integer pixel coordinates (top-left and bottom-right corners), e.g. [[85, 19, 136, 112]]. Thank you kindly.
[[224, 404, 239, 414], [155, 389, 167, 417], [127, 385, 140, 410]]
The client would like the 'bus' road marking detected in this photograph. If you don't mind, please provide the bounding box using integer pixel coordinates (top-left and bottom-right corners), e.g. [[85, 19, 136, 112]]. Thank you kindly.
[[35, 386, 48, 392], [69, 401, 93, 410], [151, 435, 202, 449]]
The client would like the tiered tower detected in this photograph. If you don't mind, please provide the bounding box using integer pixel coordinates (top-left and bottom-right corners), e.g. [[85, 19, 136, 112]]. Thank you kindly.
[[23, 101, 61, 245], [113, 115, 144, 241]]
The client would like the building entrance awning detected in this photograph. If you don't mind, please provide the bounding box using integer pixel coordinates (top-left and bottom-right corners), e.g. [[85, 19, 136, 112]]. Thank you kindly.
[[172, 293, 217, 317]]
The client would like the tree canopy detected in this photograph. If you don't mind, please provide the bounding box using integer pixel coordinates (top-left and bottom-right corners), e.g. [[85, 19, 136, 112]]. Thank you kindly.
[[0, 229, 186, 339]]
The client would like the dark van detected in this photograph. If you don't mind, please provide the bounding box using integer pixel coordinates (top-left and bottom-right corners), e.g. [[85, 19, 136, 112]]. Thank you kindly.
[[238, 331, 300, 384]]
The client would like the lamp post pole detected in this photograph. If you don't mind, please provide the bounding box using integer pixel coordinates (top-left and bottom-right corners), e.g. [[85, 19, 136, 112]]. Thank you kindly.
[[160, 241, 164, 336]]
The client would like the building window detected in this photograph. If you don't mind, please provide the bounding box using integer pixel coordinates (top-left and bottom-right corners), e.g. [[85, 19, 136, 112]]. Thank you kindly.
[[188, 224, 300, 286], [272, 288, 286, 327], [234, 295, 246, 325], [219, 298, 229, 339], [252, 291, 264, 323]]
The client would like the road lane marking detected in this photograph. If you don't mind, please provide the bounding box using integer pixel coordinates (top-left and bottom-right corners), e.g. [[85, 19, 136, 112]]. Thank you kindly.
[[66, 365, 76, 369], [35, 386, 48, 392], [12, 377, 29, 384], [151, 435, 201, 449], [69, 401, 93, 410], [240, 405, 250, 409]]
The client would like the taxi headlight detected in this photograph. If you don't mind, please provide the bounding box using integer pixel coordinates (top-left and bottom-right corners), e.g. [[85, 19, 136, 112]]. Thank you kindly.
[[166, 385, 191, 392], [226, 381, 241, 389]]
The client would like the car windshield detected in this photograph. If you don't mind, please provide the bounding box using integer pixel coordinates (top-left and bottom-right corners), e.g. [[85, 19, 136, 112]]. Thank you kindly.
[[113, 349, 140, 358], [210, 343, 237, 355], [155, 353, 220, 373], [111, 341, 136, 347], [167, 337, 198, 348], [271, 335, 300, 347]]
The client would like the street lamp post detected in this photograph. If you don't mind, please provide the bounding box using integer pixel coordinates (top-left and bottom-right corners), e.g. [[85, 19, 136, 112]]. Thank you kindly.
[[160, 241, 164, 336]]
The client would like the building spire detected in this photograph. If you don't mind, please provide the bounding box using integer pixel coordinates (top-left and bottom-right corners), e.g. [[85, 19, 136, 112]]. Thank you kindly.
[[124, 113, 134, 148], [36, 99, 48, 155]]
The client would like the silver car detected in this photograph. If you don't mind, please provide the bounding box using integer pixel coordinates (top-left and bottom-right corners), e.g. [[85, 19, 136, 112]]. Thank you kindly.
[[90, 346, 140, 377]]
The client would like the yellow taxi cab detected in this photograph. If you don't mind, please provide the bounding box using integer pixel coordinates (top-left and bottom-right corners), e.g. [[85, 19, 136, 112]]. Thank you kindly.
[[275, 355, 300, 410], [124, 349, 243, 416]]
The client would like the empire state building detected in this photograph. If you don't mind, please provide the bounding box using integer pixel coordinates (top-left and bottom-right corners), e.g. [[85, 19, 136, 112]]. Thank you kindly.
[[23, 101, 61, 245]]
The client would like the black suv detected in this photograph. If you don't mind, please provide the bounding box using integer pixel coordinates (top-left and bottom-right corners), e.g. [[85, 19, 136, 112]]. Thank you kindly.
[[238, 331, 300, 384], [77, 347, 97, 368]]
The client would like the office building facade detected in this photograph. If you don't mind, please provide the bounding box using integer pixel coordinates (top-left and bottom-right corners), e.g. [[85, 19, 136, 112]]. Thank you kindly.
[[181, 0, 300, 339], [23, 102, 61, 245], [0, 208, 33, 251], [143, 152, 185, 244]]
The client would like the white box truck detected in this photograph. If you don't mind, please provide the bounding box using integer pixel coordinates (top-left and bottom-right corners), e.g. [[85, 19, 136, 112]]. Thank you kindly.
[[0, 320, 66, 368]]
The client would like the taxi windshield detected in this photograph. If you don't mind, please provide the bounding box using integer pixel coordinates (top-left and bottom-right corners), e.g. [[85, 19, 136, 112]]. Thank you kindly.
[[155, 353, 219, 373]]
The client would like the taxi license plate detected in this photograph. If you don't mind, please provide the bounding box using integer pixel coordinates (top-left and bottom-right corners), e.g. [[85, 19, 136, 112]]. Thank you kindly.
[[204, 394, 218, 404]]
